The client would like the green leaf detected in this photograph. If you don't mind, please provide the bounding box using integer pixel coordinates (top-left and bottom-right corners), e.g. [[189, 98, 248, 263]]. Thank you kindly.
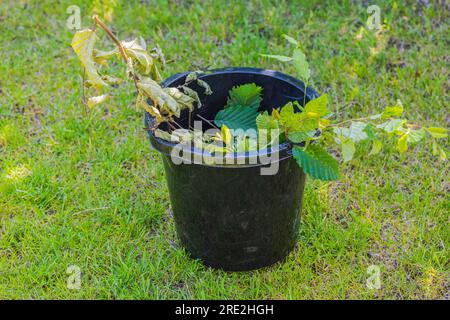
[[226, 83, 262, 110], [260, 54, 293, 62], [299, 113, 320, 132], [305, 94, 328, 117], [341, 139, 355, 162], [256, 112, 279, 130], [397, 133, 408, 153], [256, 111, 280, 145], [407, 128, 426, 144], [214, 105, 259, 130], [292, 145, 340, 181], [278, 102, 318, 133], [432, 140, 439, 155], [279, 102, 295, 120], [432, 141, 447, 161], [292, 48, 310, 82], [71, 29, 108, 88], [348, 122, 368, 142], [364, 123, 378, 140], [288, 131, 311, 143], [333, 121, 368, 143], [439, 147, 446, 161], [426, 127, 448, 139], [278, 102, 296, 129], [377, 119, 405, 133], [283, 34, 299, 46], [369, 139, 382, 155], [381, 101, 403, 119]]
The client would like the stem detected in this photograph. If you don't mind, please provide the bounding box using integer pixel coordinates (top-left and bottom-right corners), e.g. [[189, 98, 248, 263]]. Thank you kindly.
[[188, 110, 192, 130], [92, 15, 163, 125], [329, 116, 421, 130], [171, 120, 183, 129], [93, 15, 127, 63], [81, 68, 88, 115], [406, 123, 422, 129], [196, 114, 219, 129], [167, 122, 177, 132], [330, 117, 371, 127], [303, 82, 307, 107], [92, 15, 140, 91]]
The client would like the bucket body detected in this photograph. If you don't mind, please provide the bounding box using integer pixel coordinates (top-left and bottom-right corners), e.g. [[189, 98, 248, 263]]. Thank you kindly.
[[146, 68, 318, 271]]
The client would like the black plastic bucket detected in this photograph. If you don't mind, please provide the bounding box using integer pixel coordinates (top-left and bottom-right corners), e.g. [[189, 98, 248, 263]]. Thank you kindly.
[[146, 68, 319, 271]]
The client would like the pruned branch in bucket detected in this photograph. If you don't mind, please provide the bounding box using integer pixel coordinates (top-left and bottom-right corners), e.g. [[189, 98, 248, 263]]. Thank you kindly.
[[71, 15, 211, 127], [71, 20, 448, 182]]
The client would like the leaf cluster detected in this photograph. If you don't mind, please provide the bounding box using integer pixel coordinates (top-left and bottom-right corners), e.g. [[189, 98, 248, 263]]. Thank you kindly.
[[71, 16, 210, 127]]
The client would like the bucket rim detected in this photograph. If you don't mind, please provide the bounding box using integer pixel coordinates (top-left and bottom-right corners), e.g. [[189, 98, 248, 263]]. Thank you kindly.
[[145, 67, 320, 167]]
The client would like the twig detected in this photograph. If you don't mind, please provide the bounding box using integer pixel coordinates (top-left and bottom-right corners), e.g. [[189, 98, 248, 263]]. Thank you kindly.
[[171, 120, 183, 129], [167, 122, 176, 132], [330, 117, 371, 127], [92, 15, 160, 117], [188, 110, 192, 130], [92, 15, 140, 92], [196, 114, 219, 129], [81, 68, 88, 115]]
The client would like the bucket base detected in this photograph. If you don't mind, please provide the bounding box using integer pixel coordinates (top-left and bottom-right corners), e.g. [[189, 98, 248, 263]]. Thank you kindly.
[[179, 236, 298, 272]]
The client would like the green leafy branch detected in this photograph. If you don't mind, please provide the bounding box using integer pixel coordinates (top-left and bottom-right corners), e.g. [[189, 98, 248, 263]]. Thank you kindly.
[[259, 36, 448, 180], [256, 94, 447, 180], [261, 35, 310, 85]]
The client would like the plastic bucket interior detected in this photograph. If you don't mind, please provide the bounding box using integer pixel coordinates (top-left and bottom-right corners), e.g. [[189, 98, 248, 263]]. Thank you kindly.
[[146, 67, 319, 271]]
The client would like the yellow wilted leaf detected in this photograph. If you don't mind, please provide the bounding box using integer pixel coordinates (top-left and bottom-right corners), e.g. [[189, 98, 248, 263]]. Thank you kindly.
[[71, 29, 108, 88], [121, 39, 161, 80], [271, 108, 280, 120], [221, 125, 232, 147], [93, 48, 118, 65], [87, 94, 109, 108], [137, 77, 179, 117], [164, 87, 195, 112]]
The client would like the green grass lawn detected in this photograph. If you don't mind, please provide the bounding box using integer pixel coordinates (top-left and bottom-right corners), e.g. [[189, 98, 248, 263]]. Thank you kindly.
[[0, 0, 448, 299]]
